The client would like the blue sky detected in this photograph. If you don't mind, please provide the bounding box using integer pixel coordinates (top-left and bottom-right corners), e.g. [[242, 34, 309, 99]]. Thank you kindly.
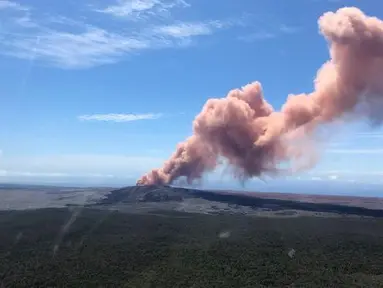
[[1, 0, 383, 194]]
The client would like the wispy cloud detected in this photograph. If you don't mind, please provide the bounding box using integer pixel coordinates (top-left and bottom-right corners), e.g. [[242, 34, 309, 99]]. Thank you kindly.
[[0, 0, 28, 11], [4, 21, 230, 68], [238, 26, 300, 43], [95, 0, 189, 20], [310, 0, 342, 3], [78, 113, 162, 122], [5, 27, 150, 69], [154, 21, 222, 38], [12, 13, 38, 28], [279, 24, 300, 34], [96, 0, 159, 17], [328, 175, 338, 180], [238, 31, 276, 42], [0, 1, 238, 69]]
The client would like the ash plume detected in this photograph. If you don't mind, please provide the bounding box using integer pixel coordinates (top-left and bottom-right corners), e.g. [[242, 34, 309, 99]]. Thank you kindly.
[[137, 7, 383, 186]]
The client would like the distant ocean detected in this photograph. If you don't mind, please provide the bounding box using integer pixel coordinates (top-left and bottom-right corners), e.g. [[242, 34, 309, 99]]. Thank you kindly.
[[205, 180, 383, 198]]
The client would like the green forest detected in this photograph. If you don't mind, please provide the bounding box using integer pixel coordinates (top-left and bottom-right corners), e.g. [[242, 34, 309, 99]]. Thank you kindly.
[[1, 208, 383, 287]]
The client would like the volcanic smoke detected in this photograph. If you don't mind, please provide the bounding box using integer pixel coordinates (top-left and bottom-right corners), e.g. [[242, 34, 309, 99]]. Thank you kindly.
[[137, 7, 383, 186]]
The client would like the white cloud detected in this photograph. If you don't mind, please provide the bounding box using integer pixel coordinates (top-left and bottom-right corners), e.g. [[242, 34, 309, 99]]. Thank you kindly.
[[238, 22, 300, 43], [78, 113, 162, 122], [0, 1, 236, 68], [154, 22, 216, 38], [311, 176, 322, 181], [0, 0, 28, 11], [95, 0, 189, 19], [310, 0, 342, 3], [5, 27, 150, 69], [304, 170, 383, 185], [279, 24, 300, 34], [12, 13, 38, 28], [328, 175, 338, 180], [238, 31, 276, 42], [97, 0, 158, 17]]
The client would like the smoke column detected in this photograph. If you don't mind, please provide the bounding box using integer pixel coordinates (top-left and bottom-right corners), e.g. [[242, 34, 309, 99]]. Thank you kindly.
[[137, 7, 383, 186]]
